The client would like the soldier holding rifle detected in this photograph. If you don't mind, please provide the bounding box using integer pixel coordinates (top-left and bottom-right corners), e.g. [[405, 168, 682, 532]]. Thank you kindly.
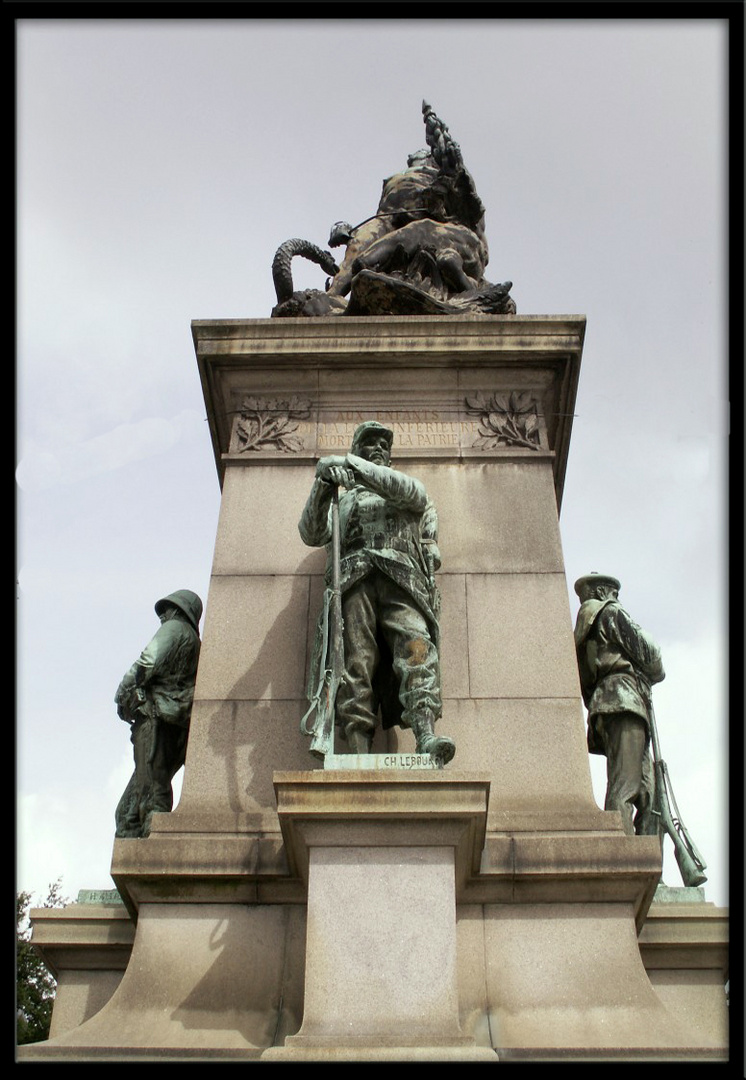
[[573, 571, 707, 888], [573, 572, 663, 836], [299, 421, 455, 766]]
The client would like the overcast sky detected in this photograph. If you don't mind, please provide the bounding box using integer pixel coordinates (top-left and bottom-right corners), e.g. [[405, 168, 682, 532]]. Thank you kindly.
[[17, 17, 730, 910]]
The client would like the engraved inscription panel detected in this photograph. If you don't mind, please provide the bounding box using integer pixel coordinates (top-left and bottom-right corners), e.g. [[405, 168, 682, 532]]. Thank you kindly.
[[228, 393, 548, 457], [317, 408, 474, 452]]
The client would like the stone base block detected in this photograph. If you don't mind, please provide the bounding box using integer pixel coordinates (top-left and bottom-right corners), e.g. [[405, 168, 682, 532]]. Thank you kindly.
[[494, 1047, 728, 1062], [262, 1043, 498, 1061], [287, 846, 466, 1048], [639, 891, 729, 1049], [273, 771, 489, 1058]]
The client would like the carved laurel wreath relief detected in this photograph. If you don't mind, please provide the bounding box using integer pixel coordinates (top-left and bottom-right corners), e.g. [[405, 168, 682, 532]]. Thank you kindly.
[[232, 396, 312, 453], [465, 390, 542, 450], [230, 391, 542, 453]]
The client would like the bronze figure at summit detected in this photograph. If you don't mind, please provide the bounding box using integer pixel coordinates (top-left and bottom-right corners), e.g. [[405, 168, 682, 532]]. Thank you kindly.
[[271, 101, 516, 318]]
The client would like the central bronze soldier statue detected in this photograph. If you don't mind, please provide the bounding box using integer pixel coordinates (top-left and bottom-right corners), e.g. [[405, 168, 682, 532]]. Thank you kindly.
[[299, 421, 455, 766]]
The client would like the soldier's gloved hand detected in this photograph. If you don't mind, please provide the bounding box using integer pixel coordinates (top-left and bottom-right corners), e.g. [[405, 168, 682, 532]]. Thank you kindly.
[[316, 457, 355, 489]]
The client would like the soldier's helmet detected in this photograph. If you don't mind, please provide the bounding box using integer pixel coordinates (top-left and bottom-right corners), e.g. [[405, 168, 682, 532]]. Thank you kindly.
[[155, 590, 203, 633]]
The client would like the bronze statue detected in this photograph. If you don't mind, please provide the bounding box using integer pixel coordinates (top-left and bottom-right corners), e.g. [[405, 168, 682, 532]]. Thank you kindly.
[[573, 572, 707, 887], [573, 573, 663, 836], [271, 101, 515, 318], [114, 590, 203, 838], [299, 421, 455, 766]]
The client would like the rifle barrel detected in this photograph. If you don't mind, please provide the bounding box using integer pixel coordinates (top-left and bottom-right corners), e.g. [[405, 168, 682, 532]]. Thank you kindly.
[[650, 701, 707, 886], [331, 488, 341, 598], [327, 487, 343, 758]]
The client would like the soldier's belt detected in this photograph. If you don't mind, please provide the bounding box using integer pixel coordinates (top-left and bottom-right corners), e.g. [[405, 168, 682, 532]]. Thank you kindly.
[[343, 536, 418, 555]]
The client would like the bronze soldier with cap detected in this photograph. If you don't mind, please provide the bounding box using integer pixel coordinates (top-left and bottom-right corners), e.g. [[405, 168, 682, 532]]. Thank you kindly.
[[573, 572, 664, 836], [114, 589, 203, 837], [299, 421, 455, 765]]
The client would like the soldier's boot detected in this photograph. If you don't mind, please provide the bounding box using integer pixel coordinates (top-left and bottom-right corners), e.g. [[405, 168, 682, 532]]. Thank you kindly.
[[344, 723, 373, 755], [410, 714, 456, 768]]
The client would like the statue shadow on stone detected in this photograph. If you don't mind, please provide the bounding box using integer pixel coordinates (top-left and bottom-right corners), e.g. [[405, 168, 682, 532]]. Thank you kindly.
[[270, 100, 516, 319], [202, 572, 320, 816]]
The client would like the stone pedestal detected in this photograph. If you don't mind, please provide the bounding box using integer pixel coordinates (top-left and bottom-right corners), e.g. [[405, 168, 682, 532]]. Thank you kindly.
[[20, 316, 728, 1061], [265, 771, 495, 1060], [183, 315, 592, 833], [28, 880, 729, 1058], [638, 890, 730, 1049], [27, 896, 134, 1040]]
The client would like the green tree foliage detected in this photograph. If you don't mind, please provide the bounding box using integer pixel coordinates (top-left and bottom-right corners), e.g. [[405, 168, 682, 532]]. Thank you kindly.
[[16, 879, 69, 1045]]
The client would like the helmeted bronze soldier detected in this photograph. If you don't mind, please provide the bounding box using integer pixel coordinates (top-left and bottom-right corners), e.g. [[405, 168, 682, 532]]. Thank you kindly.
[[299, 421, 455, 765], [114, 589, 202, 837]]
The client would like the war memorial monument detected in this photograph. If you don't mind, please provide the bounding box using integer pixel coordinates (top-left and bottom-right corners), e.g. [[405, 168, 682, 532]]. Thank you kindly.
[[21, 102, 728, 1062]]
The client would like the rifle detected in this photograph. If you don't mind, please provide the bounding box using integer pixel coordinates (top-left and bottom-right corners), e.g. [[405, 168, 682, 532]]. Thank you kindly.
[[300, 487, 344, 760], [414, 539, 441, 625], [649, 699, 707, 888]]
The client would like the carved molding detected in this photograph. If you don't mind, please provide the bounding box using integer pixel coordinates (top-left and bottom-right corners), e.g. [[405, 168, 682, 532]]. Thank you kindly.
[[226, 392, 546, 456], [231, 396, 312, 453], [465, 390, 542, 451]]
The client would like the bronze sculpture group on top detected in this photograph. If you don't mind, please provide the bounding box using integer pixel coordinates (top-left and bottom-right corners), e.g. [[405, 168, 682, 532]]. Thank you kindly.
[[271, 100, 516, 319]]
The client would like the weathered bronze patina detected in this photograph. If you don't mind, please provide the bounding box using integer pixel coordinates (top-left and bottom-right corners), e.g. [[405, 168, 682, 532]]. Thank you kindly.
[[299, 422, 455, 766], [574, 572, 664, 837], [114, 590, 202, 838], [573, 572, 706, 886], [271, 101, 515, 318]]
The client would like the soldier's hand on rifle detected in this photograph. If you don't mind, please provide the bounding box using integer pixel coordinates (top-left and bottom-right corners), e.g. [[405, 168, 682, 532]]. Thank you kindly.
[[316, 456, 355, 489]]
